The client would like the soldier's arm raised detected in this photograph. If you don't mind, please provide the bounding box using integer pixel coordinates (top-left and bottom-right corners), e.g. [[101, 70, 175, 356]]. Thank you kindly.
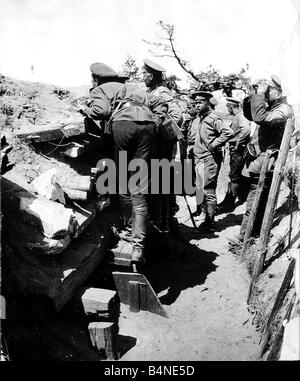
[[82, 87, 111, 120], [250, 94, 292, 125]]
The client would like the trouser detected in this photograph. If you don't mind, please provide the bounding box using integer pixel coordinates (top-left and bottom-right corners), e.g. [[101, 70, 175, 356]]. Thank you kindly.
[[240, 151, 276, 237], [112, 120, 156, 254], [186, 145, 196, 188], [195, 152, 222, 217], [148, 136, 177, 227], [226, 147, 250, 202]]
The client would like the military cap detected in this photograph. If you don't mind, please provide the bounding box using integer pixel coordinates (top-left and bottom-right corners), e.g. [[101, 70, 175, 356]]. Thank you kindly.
[[187, 98, 197, 106], [117, 72, 130, 80], [191, 90, 213, 100], [143, 58, 166, 73], [90, 62, 118, 77], [265, 74, 282, 90], [191, 91, 217, 106], [226, 97, 241, 106]]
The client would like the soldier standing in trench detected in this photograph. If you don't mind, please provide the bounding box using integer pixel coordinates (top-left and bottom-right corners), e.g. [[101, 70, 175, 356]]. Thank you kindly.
[[217, 97, 251, 213], [142, 58, 183, 234], [78, 62, 167, 271], [234, 75, 294, 241], [183, 99, 199, 190], [193, 91, 233, 232]]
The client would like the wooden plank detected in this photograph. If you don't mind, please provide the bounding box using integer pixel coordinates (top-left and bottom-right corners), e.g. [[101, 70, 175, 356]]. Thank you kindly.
[[139, 282, 147, 311], [111, 239, 132, 267], [129, 281, 140, 313], [113, 272, 168, 318], [81, 288, 118, 315], [88, 322, 118, 360], [266, 291, 296, 361], [15, 118, 85, 142], [240, 150, 272, 261], [259, 257, 295, 357], [248, 118, 295, 303]]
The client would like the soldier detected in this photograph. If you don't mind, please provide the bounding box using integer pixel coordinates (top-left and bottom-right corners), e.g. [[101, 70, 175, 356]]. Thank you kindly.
[[79, 62, 167, 271], [181, 99, 200, 209], [236, 75, 294, 240], [217, 97, 251, 213], [142, 58, 182, 233], [193, 91, 233, 232]]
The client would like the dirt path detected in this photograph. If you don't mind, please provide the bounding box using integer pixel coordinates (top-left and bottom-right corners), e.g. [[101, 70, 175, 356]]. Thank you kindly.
[[117, 196, 261, 361]]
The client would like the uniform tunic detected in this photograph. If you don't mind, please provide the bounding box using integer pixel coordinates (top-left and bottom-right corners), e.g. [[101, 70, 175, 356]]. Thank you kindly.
[[194, 110, 233, 206], [248, 94, 293, 174]]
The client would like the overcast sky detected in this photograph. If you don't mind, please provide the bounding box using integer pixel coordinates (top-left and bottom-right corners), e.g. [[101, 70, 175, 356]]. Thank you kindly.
[[0, 0, 298, 88]]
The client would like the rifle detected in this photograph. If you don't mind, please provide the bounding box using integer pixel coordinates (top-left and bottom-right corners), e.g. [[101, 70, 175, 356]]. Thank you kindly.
[[166, 113, 185, 141]]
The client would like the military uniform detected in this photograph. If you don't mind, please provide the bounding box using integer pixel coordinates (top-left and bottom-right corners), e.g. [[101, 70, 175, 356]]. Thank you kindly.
[[143, 58, 182, 232], [82, 62, 166, 264], [240, 81, 293, 237], [193, 100, 233, 229], [218, 99, 251, 212]]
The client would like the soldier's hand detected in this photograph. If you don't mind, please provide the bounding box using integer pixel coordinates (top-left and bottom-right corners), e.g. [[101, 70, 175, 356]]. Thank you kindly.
[[257, 82, 269, 94]]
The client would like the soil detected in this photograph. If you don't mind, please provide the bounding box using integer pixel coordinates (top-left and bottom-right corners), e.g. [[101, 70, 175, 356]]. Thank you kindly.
[[117, 196, 260, 361]]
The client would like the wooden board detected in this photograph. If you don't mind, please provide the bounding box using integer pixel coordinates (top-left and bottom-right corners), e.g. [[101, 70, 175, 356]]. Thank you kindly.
[[81, 288, 118, 314], [111, 239, 132, 267], [15, 118, 85, 143], [113, 272, 168, 318]]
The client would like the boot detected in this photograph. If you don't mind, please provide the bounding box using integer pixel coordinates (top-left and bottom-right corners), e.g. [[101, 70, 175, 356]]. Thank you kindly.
[[191, 203, 202, 217], [217, 184, 237, 213], [199, 203, 217, 232], [131, 195, 147, 271]]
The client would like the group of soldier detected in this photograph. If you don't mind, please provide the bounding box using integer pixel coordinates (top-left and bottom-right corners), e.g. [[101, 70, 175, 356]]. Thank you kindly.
[[78, 59, 293, 272]]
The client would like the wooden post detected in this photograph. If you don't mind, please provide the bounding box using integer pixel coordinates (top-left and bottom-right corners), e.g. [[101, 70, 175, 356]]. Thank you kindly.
[[266, 291, 296, 361], [240, 150, 272, 261], [248, 118, 294, 303], [88, 322, 118, 360], [259, 257, 295, 357]]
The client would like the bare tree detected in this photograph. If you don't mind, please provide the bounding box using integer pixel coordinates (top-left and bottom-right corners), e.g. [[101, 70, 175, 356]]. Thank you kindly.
[[143, 20, 200, 83], [143, 21, 252, 96]]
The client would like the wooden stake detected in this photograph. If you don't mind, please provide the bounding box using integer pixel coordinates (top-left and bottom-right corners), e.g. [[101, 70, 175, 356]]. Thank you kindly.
[[88, 321, 118, 360], [266, 291, 296, 361], [248, 118, 294, 303], [259, 257, 295, 357], [240, 150, 272, 261]]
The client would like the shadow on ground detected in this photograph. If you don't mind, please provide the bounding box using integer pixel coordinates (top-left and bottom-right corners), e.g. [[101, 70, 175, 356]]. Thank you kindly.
[[142, 226, 218, 305]]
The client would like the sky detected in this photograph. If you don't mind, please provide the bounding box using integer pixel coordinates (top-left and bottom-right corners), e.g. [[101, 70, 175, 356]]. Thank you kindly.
[[0, 0, 299, 90]]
